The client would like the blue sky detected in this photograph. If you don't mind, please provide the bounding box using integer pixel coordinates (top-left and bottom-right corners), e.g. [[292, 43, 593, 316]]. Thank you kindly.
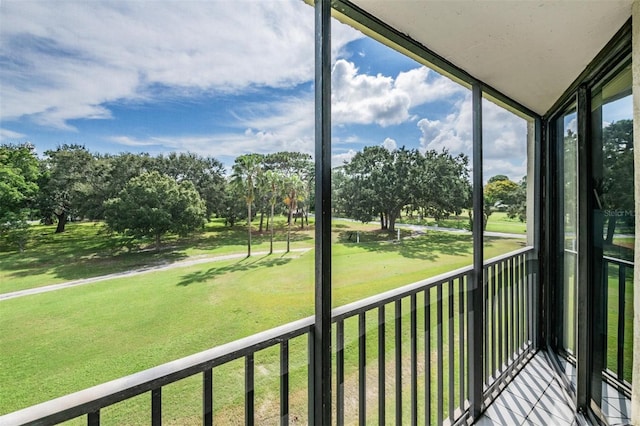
[[0, 0, 529, 180]]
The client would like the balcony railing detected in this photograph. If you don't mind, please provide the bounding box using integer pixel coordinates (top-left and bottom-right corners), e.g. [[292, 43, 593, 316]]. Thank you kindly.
[[1, 247, 537, 426], [602, 255, 633, 396]]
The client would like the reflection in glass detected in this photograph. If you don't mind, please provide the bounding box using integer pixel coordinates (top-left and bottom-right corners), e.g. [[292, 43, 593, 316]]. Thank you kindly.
[[561, 109, 578, 356], [591, 61, 634, 407]]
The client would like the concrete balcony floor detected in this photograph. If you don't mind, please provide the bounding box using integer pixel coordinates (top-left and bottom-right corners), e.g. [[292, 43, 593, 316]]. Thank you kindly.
[[475, 352, 631, 425]]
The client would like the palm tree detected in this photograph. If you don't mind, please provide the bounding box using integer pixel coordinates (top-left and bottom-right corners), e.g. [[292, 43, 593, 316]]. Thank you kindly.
[[262, 170, 284, 254], [283, 174, 306, 252], [232, 154, 263, 257]]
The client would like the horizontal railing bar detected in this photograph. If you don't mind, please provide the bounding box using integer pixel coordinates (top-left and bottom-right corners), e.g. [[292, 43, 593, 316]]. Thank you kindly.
[[603, 255, 634, 268], [483, 246, 534, 268], [2, 247, 534, 426]]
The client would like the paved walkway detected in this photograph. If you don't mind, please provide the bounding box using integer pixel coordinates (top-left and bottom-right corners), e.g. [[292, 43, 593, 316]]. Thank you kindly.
[[0, 248, 311, 301], [395, 223, 526, 240]]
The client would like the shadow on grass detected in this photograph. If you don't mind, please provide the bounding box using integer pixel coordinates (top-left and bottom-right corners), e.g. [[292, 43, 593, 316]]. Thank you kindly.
[[335, 230, 473, 260], [0, 219, 313, 286], [177, 254, 293, 287], [0, 222, 194, 283], [335, 230, 519, 261]]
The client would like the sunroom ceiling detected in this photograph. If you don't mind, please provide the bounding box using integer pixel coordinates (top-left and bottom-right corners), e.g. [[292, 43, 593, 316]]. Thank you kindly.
[[348, 0, 633, 116]]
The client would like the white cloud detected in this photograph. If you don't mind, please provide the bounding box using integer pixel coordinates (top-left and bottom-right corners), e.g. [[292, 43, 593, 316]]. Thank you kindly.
[[0, 128, 26, 141], [332, 149, 358, 167], [382, 137, 397, 151], [418, 95, 528, 182], [331, 60, 465, 127], [0, 0, 362, 129], [110, 94, 316, 163]]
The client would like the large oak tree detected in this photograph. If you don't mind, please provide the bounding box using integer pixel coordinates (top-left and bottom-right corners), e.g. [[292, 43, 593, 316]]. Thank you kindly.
[[104, 171, 206, 251]]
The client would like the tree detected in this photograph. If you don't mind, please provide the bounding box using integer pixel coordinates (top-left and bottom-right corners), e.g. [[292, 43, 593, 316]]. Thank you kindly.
[[338, 146, 470, 232], [231, 154, 263, 256], [103, 171, 206, 251], [263, 152, 314, 227], [0, 143, 40, 217], [155, 152, 226, 219], [484, 178, 520, 206], [262, 170, 284, 254], [488, 174, 509, 184], [483, 176, 521, 229], [283, 174, 306, 252], [81, 152, 156, 220], [415, 150, 471, 221], [506, 176, 527, 222], [37, 144, 94, 233], [218, 181, 246, 227], [598, 119, 633, 244], [0, 143, 40, 251]]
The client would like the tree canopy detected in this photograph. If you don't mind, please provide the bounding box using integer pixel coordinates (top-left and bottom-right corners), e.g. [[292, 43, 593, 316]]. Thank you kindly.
[[104, 171, 206, 250], [0, 143, 40, 251], [0, 143, 39, 218], [336, 146, 471, 232], [37, 144, 94, 233]]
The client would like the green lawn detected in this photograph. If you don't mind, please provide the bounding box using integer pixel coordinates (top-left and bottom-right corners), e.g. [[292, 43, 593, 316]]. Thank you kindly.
[[0, 219, 525, 423], [485, 212, 527, 234], [0, 218, 316, 294], [396, 210, 527, 235]]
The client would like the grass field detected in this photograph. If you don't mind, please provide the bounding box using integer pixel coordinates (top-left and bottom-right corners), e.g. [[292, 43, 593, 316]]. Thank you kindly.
[[1, 213, 631, 423], [0, 217, 525, 422], [396, 211, 527, 235]]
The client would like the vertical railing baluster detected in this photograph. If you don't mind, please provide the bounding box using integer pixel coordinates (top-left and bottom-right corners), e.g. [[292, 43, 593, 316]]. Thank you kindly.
[[491, 265, 497, 379], [520, 254, 525, 349], [483, 265, 489, 384], [437, 285, 443, 426], [203, 369, 213, 426], [448, 281, 455, 421], [522, 254, 534, 348], [359, 313, 366, 425], [151, 388, 162, 426], [509, 257, 515, 363], [618, 264, 626, 382], [87, 410, 100, 426], [515, 255, 521, 353], [280, 341, 289, 426], [604, 259, 610, 370], [395, 299, 402, 425], [523, 254, 528, 347], [425, 289, 431, 426], [497, 263, 503, 374], [503, 259, 513, 371], [307, 331, 314, 424], [246, 354, 254, 426], [459, 276, 466, 410], [337, 320, 345, 426], [411, 294, 418, 426], [378, 306, 385, 425]]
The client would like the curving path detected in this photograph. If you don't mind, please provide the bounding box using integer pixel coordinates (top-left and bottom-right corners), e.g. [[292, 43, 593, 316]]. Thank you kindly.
[[0, 248, 312, 302]]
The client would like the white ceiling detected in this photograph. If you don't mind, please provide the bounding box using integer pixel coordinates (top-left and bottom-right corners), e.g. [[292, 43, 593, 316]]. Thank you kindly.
[[348, 0, 633, 116]]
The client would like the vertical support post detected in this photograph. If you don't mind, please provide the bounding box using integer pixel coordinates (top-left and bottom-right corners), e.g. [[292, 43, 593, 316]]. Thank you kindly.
[[469, 83, 484, 419], [527, 117, 544, 348], [576, 84, 592, 411], [631, 3, 640, 423], [313, 0, 332, 424]]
